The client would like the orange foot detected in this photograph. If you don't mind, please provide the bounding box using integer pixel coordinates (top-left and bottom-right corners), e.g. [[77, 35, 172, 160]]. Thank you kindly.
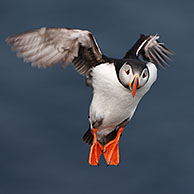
[[89, 128, 103, 166], [103, 127, 124, 166]]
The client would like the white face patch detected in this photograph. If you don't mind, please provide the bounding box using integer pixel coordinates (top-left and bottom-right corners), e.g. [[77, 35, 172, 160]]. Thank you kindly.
[[138, 68, 149, 87], [118, 63, 134, 87]]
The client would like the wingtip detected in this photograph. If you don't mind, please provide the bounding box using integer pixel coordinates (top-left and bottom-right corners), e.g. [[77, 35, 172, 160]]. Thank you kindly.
[[144, 34, 174, 68]]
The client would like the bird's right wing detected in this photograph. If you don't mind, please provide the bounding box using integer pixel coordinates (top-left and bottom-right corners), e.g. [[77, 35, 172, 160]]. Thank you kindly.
[[6, 27, 105, 75]]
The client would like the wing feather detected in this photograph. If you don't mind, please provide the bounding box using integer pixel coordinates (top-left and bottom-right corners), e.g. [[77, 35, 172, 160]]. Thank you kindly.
[[124, 34, 173, 68], [6, 27, 104, 75], [142, 35, 173, 67]]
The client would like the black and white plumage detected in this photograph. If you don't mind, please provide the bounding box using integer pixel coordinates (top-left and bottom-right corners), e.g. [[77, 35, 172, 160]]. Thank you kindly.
[[6, 28, 172, 162]]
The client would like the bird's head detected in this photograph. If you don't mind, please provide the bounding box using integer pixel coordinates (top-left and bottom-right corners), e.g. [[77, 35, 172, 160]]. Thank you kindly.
[[118, 59, 149, 97]]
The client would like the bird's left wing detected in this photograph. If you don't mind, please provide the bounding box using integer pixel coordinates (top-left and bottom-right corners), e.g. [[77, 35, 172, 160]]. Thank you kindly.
[[6, 27, 105, 75], [124, 34, 173, 68]]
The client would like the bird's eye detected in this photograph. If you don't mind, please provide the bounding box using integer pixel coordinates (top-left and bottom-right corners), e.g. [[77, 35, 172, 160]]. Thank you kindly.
[[126, 69, 130, 75], [142, 70, 147, 78]]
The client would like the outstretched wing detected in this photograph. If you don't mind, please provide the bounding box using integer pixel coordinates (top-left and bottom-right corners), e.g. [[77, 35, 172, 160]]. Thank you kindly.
[[6, 27, 105, 75], [124, 34, 173, 68]]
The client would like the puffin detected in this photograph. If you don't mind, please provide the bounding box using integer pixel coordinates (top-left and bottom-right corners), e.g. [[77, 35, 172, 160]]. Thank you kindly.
[[6, 27, 172, 166]]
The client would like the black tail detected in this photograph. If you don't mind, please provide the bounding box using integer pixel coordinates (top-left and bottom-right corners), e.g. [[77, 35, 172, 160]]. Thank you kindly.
[[100, 129, 118, 145], [82, 128, 93, 145], [82, 128, 118, 145]]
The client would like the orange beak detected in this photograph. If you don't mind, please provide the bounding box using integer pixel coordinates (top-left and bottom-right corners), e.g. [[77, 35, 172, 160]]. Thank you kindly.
[[132, 76, 138, 97], [128, 76, 140, 98]]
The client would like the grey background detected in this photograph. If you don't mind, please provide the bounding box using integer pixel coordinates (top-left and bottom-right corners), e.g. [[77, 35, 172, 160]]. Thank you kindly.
[[1, 0, 194, 194]]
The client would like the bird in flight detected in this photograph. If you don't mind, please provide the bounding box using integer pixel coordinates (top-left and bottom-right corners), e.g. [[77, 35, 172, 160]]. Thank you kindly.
[[6, 27, 172, 166]]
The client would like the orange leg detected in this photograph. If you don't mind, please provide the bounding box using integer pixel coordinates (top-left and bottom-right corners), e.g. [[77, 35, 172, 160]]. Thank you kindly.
[[103, 127, 124, 166], [89, 128, 103, 166]]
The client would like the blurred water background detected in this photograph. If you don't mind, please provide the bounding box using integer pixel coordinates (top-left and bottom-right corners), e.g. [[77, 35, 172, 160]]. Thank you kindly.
[[0, 0, 194, 193]]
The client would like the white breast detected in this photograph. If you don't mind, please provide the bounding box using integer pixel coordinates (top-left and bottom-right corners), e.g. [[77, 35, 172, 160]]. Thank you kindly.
[[89, 62, 157, 140]]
